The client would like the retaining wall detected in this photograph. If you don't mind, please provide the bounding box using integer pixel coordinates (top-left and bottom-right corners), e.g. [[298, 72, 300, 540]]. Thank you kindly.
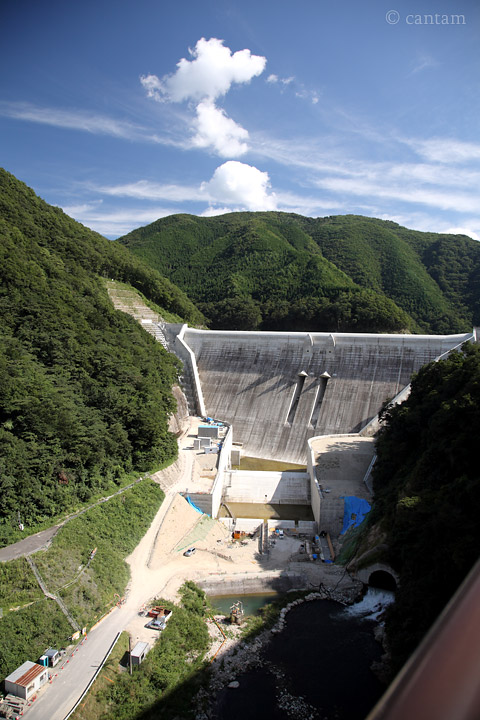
[[223, 470, 310, 505], [219, 518, 263, 533], [307, 441, 321, 526], [211, 424, 233, 518], [172, 324, 206, 417], [198, 571, 308, 596], [183, 492, 212, 516]]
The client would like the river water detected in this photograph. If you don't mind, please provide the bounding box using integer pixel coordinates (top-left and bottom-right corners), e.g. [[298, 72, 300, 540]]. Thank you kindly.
[[212, 588, 394, 720], [210, 592, 278, 616]]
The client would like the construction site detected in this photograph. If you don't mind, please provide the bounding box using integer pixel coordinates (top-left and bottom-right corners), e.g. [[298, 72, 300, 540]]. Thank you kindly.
[[1, 288, 476, 719], [118, 323, 477, 653], [108, 285, 476, 578]]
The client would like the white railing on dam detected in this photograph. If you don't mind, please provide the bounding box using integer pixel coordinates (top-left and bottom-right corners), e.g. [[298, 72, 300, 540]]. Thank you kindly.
[[180, 326, 474, 464], [359, 328, 476, 437], [182, 327, 474, 349], [174, 324, 206, 417]]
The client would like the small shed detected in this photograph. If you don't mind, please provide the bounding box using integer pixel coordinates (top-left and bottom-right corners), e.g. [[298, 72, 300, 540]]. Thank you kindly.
[[194, 437, 211, 450], [130, 641, 150, 666], [204, 445, 219, 454], [5, 661, 49, 699], [198, 424, 220, 439], [39, 648, 61, 667]]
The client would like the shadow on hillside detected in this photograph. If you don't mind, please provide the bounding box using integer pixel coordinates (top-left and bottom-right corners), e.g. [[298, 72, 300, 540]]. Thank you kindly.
[[129, 563, 385, 720]]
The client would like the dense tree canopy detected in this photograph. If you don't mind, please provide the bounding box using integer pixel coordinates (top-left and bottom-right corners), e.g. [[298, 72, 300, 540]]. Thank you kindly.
[[371, 343, 480, 671], [119, 212, 480, 334], [0, 169, 201, 542]]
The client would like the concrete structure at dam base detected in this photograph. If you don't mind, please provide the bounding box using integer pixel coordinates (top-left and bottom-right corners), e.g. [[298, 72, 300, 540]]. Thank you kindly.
[[166, 325, 476, 536]]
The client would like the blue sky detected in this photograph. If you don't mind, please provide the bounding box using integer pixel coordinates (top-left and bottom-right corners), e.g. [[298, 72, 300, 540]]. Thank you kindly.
[[1, 0, 479, 239]]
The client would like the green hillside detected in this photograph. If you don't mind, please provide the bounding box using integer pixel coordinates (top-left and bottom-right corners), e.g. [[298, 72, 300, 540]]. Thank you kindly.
[[370, 342, 480, 672], [119, 212, 480, 333], [0, 169, 202, 543]]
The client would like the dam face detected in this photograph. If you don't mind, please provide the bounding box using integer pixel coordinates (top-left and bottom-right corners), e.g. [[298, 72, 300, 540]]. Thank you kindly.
[[179, 328, 472, 465]]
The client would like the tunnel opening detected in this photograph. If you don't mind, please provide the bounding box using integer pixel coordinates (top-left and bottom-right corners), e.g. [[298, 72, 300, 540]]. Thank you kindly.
[[368, 569, 397, 591]]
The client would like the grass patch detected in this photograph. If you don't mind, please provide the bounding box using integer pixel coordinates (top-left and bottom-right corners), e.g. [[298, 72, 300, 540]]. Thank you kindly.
[[0, 470, 155, 549], [335, 525, 366, 566], [71, 631, 130, 720], [0, 557, 44, 609], [34, 480, 165, 629], [0, 598, 72, 678], [97, 584, 211, 720], [104, 279, 184, 323], [0, 480, 164, 681]]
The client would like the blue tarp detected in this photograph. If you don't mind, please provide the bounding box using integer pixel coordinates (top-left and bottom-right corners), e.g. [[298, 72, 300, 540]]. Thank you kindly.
[[186, 495, 205, 515], [340, 496, 371, 534]]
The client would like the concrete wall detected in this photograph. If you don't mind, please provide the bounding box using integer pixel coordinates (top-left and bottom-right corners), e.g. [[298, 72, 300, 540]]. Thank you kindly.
[[356, 563, 400, 587], [173, 325, 206, 417], [297, 521, 317, 534], [197, 571, 308, 596], [219, 517, 263, 533], [307, 439, 321, 526], [269, 520, 296, 531], [183, 492, 212, 516], [211, 423, 232, 518], [223, 471, 310, 505], [310, 435, 376, 487], [220, 517, 316, 534], [181, 328, 473, 464], [360, 332, 473, 437]]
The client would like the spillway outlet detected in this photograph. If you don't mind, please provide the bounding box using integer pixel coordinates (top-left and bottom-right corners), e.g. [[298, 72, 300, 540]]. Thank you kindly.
[[309, 373, 330, 428], [285, 371, 308, 425]]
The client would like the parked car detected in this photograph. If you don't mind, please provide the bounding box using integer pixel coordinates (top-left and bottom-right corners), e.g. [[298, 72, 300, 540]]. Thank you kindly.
[[183, 547, 196, 557], [145, 618, 166, 631]]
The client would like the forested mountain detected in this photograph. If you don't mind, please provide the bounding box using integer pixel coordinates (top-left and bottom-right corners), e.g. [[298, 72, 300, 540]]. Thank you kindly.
[[370, 342, 480, 671], [0, 169, 203, 544], [119, 212, 480, 334]]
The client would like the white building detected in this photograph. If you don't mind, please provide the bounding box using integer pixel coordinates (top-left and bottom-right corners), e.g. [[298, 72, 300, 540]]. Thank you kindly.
[[4, 661, 49, 700], [130, 641, 150, 666]]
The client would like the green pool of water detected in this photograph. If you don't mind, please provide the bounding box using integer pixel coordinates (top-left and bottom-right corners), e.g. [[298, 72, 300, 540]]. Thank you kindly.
[[232, 456, 306, 472], [218, 502, 314, 520], [209, 592, 278, 616]]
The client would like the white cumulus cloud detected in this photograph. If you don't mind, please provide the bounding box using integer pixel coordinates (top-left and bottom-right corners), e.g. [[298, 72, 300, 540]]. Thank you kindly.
[[192, 101, 248, 157], [141, 38, 265, 158], [141, 37, 266, 103], [267, 74, 294, 86], [202, 161, 277, 212], [444, 227, 479, 241], [200, 206, 234, 217]]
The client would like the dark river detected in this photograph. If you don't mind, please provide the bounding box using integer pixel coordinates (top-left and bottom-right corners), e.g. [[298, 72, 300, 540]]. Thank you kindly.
[[212, 589, 392, 720]]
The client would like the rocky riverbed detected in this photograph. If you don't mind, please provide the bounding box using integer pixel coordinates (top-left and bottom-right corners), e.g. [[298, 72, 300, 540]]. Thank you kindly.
[[195, 586, 389, 720]]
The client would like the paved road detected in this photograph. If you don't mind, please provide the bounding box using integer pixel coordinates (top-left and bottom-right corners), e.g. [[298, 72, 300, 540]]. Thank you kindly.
[[0, 526, 60, 562], [0, 478, 144, 563], [23, 439, 194, 720], [26, 605, 127, 720]]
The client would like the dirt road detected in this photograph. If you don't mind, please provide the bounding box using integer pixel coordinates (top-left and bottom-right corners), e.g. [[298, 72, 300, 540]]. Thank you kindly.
[[25, 417, 354, 720]]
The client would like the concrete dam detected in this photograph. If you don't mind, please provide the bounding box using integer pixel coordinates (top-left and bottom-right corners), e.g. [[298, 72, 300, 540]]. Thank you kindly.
[[175, 327, 473, 465]]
